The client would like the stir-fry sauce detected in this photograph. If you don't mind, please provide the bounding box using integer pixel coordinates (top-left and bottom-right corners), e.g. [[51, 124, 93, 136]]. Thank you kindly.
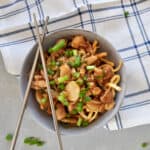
[[31, 35, 122, 127]]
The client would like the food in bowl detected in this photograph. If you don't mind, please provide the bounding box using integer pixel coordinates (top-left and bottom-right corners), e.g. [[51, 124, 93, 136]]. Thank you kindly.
[[31, 35, 122, 127]]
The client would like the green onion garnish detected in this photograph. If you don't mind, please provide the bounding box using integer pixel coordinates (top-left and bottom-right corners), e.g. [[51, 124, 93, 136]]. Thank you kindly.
[[38, 64, 43, 70], [49, 80, 55, 85], [58, 83, 65, 90], [69, 56, 81, 68], [58, 75, 69, 84], [58, 92, 69, 106], [47, 69, 54, 75], [50, 60, 56, 66], [40, 98, 47, 104], [71, 109, 78, 115], [82, 120, 89, 127], [76, 78, 84, 86], [72, 49, 78, 56], [77, 118, 83, 126], [5, 133, 13, 141], [79, 88, 88, 98], [124, 11, 129, 18], [141, 142, 149, 148], [24, 137, 45, 146], [84, 96, 92, 102], [65, 50, 73, 57], [83, 76, 87, 81], [73, 72, 80, 78], [48, 39, 66, 53], [86, 65, 95, 70], [76, 102, 83, 112]]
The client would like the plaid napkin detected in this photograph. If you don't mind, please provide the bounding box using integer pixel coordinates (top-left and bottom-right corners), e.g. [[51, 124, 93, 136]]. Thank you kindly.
[[0, 0, 150, 130]]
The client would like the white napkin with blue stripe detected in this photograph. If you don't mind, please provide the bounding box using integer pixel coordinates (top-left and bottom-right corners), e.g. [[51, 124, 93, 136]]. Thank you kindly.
[[0, 0, 150, 130]]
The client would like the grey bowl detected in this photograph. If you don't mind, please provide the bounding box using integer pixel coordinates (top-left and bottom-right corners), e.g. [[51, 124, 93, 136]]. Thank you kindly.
[[20, 29, 126, 135]]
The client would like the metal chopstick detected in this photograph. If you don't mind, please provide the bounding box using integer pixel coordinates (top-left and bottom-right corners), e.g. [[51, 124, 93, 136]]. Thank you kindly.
[[10, 16, 49, 150], [33, 14, 63, 150]]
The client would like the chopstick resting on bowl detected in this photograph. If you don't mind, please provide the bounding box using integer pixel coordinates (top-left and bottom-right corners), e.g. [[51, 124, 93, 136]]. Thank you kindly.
[[10, 17, 49, 150], [33, 14, 63, 150]]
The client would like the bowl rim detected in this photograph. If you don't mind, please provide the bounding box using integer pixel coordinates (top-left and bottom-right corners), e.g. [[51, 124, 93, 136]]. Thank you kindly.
[[20, 28, 126, 135]]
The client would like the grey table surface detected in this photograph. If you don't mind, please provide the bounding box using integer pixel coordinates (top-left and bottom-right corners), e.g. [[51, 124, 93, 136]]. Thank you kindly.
[[0, 52, 150, 150]]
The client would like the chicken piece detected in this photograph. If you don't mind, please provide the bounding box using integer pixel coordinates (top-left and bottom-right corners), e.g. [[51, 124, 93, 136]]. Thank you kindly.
[[60, 63, 71, 77], [86, 100, 105, 112], [100, 64, 114, 81], [66, 81, 80, 102], [56, 103, 66, 120], [31, 80, 47, 90], [92, 87, 101, 96], [34, 74, 43, 80], [68, 103, 76, 112], [85, 55, 98, 65], [100, 89, 114, 103], [71, 35, 87, 49]]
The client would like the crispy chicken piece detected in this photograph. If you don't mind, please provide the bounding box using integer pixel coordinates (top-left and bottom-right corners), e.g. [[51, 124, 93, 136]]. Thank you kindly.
[[100, 89, 114, 103], [66, 81, 80, 102], [56, 103, 66, 120], [100, 64, 114, 81], [60, 63, 71, 77], [68, 103, 76, 112], [86, 100, 105, 112], [91, 87, 101, 96], [31, 80, 47, 90], [71, 35, 87, 49], [85, 55, 98, 65]]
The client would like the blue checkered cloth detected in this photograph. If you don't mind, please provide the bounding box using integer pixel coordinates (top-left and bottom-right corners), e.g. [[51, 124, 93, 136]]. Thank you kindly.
[[0, 0, 150, 130]]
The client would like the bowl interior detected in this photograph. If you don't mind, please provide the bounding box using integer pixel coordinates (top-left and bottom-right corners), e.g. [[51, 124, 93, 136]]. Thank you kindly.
[[20, 29, 126, 135]]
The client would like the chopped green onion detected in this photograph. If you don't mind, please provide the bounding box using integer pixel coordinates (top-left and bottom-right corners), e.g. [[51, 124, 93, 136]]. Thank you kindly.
[[141, 142, 149, 148], [86, 65, 95, 70], [50, 60, 56, 66], [76, 102, 83, 112], [84, 96, 92, 102], [24, 137, 45, 146], [124, 11, 129, 18], [58, 83, 65, 90], [71, 109, 78, 115], [79, 88, 88, 98], [72, 49, 78, 56], [83, 76, 87, 81], [73, 72, 80, 78], [96, 74, 104, 80], [77, 118, 83, 126], [58, 75, 69, 84], [58, 92, 69, 106], [65, 50, 73, 57], [48, 39, 66, 53], [38, 64, 43, 70], [82, 120, 89, 127], [49, 80, 55, 85], [40, 98, 47, 104], [5, 133, 13, 141], [69, 56, 81, 68], [76, 78, 84, 86], [47, 69, 54, 75]]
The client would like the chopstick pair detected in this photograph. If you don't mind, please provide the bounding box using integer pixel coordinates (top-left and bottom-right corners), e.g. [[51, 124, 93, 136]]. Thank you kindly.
[[10, 14, 63, 150]]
